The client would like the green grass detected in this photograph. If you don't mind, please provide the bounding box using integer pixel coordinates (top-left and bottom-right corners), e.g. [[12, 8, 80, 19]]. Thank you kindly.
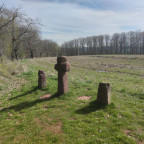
[[0, 55, 144, 144]]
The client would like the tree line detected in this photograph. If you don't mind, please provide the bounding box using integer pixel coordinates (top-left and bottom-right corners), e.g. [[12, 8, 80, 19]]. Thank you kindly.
[[61, 31, 144, 56], [0, 4, 60, 61], [1, 3, 144, 61]]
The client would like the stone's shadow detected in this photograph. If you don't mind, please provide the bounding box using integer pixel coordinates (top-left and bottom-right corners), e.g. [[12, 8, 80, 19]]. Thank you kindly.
[[9, 86, 39, 101], [76, 100, 107, 114], [131, 93, 144, 99], [0, 93, 59, 112]]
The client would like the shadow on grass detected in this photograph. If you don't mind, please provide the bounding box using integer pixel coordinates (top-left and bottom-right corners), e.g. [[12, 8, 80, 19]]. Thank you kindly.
[[0, 93, 59, 112], [131, 93, 144, 100], [76, 100, 108, 114], [9, 86, 39, 101]]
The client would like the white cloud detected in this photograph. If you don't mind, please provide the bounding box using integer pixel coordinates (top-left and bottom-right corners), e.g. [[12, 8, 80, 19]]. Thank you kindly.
[[1, 0, 144, 45]]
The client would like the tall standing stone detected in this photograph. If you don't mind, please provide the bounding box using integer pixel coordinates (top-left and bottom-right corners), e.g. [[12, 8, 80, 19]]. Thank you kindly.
[[97, 82, 111, 104], [38, 70, 47, 89], [54, 56, 70, 95]]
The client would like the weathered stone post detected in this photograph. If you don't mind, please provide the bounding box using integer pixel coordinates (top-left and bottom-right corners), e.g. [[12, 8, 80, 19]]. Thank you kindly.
[[38, 70, 47, 89], [54, 56, 70, 95], [97, 82, 111, 104]]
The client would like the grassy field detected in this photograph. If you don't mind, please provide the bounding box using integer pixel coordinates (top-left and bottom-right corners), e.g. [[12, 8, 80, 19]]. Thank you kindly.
[[0, 55, 144, 144]]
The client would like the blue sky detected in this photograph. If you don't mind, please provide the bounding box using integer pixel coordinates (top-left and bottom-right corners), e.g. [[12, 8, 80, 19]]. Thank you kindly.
[[1, 0, 144, 45]]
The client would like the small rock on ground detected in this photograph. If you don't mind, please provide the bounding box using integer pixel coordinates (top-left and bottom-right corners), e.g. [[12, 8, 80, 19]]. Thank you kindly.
[[40, 94, 51, 100], [77, 96, 91, 101]]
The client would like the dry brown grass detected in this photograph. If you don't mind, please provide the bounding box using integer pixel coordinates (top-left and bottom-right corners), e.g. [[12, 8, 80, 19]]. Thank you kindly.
[[34, 117, 63, 135], [44, 122, 63, 135], [0, 60, 28, 97], [123, 129, 144, 144]]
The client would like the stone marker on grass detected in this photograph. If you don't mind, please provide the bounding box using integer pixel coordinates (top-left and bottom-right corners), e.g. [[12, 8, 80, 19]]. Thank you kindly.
[[97, 82, 111, 104], [38, 70, 47, 89], [54, 56, 70, 95]]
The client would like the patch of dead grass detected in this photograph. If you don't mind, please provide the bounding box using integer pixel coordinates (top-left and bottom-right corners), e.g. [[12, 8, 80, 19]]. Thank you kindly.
[[45, 122, 63, 135], [123, 129, 132, 137], [34, 117, 63, 135], [13, 134, 25, 143], [35, 118, 42, 126], [123, 129, 143, 144]]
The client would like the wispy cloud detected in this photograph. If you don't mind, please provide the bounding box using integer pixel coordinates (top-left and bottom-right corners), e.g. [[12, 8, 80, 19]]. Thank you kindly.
[[22, 0, 144, 11], [1, 0, 144, 45]]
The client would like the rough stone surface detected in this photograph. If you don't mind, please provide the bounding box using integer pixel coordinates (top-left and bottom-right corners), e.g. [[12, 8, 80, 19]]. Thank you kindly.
[[57, 56, 67, 64], [54, 56, 70, 95], [38, 70, 47, 89], [97, 82, 111, 104]]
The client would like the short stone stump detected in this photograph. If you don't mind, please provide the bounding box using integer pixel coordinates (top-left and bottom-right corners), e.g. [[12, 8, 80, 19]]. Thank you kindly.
[[97, 82, 111, 104]]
